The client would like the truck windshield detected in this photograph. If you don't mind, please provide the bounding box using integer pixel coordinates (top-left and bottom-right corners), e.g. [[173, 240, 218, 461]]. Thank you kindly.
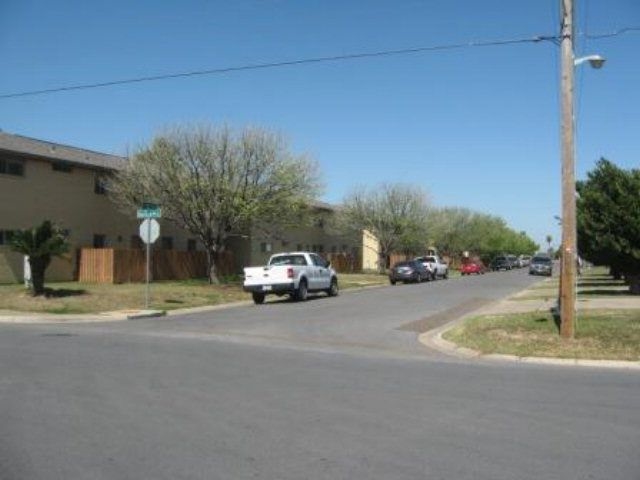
[[269, 255, 307, 266]]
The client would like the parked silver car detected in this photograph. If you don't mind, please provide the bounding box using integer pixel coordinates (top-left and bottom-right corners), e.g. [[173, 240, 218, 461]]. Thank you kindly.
[[529, 255, 553, 276]]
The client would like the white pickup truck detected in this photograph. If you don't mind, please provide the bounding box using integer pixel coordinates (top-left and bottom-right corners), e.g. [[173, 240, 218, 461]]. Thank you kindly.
[[243, 252, 339, 304], [415, 255, 449, 280]]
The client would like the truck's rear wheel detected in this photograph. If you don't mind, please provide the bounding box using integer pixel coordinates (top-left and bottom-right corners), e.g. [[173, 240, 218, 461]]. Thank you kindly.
[[252, 292, 265, 304], [295, 279, 308, 301]]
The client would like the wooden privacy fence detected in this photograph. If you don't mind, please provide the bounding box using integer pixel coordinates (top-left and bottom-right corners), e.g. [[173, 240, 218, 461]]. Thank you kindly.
[[78, 249, 233, 283], [325, 253, 362, 273]]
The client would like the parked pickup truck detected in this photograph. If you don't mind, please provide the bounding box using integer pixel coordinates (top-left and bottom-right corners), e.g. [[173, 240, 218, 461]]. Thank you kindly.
[[243, 252, 339, 304], [415, 255, 449, 280]]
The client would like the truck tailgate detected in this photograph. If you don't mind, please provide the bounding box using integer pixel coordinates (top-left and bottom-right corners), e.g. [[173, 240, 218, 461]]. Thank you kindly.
[[243, 266, 291, 287]]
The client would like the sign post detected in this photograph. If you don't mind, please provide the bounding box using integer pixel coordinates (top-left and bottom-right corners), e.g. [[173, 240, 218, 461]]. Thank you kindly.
[[138, 204, 161, 309]]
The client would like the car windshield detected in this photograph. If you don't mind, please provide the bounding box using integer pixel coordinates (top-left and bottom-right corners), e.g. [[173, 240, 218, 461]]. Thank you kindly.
[[395, 262, 415, 268], [532, 257, 552, 264]]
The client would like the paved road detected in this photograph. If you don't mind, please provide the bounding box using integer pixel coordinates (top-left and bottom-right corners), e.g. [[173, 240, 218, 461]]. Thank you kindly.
[[46, 268, 543, 358], [1, 269, 639, 479]]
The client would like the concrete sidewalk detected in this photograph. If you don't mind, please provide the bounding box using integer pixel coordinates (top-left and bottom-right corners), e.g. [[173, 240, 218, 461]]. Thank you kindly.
[[419, 278, 640, 370]]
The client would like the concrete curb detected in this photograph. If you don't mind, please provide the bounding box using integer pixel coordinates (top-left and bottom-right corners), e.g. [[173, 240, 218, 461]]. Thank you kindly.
[[126, 310, 167, 320]]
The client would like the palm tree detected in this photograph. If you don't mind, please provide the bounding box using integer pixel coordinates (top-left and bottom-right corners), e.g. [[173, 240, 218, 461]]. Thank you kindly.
[[10, 221, 70, 296], [545, 235, 553, 255]]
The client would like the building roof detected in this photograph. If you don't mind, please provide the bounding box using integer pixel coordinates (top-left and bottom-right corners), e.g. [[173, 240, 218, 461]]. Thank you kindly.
[[0, 131, 342, 211], [0, 131, 126, 171], [309, 199, 336, 212]]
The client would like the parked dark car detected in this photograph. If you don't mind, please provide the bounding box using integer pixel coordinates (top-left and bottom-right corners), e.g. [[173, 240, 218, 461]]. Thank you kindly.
[[491, 256, 512, 271], [529, 255, 553, 276], [389, 260, 430, 285]]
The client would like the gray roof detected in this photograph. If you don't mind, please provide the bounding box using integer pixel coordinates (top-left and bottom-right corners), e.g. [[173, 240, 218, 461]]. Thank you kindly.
[[0, 131, 126, 171], [309, 199, 337, 212]]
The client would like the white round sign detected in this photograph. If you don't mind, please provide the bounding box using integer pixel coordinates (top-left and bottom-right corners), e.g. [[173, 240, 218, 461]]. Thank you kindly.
[[139, 218, 160, 244]]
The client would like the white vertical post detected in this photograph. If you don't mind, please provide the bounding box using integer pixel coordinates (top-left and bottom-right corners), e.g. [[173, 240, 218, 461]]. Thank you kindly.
[[146, 220, 151, 309]]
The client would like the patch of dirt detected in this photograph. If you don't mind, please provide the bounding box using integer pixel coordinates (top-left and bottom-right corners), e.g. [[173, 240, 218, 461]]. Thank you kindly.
[[397, 298, 493, 333]]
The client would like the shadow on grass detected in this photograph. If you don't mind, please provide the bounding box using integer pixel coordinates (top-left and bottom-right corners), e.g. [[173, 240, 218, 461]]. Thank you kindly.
[[43, 288, 87, 298], [545, 310, 562, 333], [578, 280, 625, 288], [580, 289, 632, 296]]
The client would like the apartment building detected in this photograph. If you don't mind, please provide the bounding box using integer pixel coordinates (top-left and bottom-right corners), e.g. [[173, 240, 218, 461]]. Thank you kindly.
[[0, 132, 364, 283]]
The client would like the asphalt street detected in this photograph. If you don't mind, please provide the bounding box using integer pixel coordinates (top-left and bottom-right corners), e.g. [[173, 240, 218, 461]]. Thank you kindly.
[[44, 268, 545, 358], [1, 269, 639, 479]]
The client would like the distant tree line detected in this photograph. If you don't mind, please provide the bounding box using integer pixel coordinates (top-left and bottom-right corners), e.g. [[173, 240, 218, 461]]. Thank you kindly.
[[336, 184, 538, 271]]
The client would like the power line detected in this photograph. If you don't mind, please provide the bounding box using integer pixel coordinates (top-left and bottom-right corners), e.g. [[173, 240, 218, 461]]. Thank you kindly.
[[0, 34, 558, 100], [1, 27, 637, 100], [584, 26, 640, 39]]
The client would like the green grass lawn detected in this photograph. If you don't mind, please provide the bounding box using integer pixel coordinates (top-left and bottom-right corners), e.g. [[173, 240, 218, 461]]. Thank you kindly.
[[444, 310, 640, 361], [0, 273, 389, 315]]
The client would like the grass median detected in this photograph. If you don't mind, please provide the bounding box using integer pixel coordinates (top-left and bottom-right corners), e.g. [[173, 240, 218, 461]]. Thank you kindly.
[[443, 310, 640, 361], [444, 267, 640, 361], [0, 273, 389, 315]]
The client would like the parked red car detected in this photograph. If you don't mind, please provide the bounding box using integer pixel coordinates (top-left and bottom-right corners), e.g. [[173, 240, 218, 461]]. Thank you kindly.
[[460, 261, 486, 275]]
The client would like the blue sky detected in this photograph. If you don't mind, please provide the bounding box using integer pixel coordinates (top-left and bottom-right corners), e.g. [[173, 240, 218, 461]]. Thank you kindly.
[[1, 0, 639, 249]]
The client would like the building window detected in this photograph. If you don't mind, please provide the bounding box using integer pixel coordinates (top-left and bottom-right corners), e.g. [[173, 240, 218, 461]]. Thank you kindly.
[[0, 158, 24, 177], [93, 234, 106, 248], [52, 161, 73, 173], [260, 242, 272, 253], [94, 175, 108, 194], [187, 239, 197, 252], [161, 237, 173, 250], [0, 230, 15, 245]]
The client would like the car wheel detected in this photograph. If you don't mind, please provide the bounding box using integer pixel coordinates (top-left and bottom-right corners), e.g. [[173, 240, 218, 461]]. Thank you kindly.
[[443, 269, 449, 279], [326, 278, 339, 296], [295, 279, 308, 301], [390, 278, 396, 285], [252, 292, 265, 305]]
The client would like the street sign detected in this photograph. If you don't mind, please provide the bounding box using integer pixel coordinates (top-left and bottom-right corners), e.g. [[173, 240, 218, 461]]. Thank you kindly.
[[139, 219, 160, 244], [137, 203, 162, 219]]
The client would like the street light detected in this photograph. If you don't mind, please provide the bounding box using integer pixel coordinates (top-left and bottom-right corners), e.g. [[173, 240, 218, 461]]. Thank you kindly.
[[558, 0, 605, 339], [574, 54, 606, 69]]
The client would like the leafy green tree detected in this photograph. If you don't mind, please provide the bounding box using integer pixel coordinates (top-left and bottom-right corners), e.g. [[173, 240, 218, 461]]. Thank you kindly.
[[427, 207, 537, 263], [10, 221, 70, 296], [577, 158, 640, 293], [111, 124, 322, 283], [338, 183, 430, 271]]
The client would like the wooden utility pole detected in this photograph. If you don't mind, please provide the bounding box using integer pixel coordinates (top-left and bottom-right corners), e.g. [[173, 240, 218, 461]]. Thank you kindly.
[[559, 0, 577, 338]]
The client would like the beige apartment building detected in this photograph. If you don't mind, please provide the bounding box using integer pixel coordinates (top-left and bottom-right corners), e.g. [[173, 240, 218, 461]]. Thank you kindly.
[[0, 132, 366, 283]]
